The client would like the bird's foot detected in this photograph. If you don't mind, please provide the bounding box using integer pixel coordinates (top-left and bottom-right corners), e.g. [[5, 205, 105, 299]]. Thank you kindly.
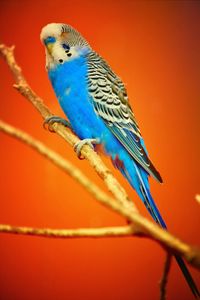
[[43, 116, 71, 132], [74, 138, 100, 159]]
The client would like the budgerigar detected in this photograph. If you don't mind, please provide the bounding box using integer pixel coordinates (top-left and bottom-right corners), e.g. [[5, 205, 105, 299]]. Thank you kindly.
[[40, 23, 199, 297]]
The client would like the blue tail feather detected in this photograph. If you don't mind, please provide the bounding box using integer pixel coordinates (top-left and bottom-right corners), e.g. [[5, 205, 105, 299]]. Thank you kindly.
[[175, 255, 200, 298], [143, 184, 199, 297], [118, 155, 199, 298]]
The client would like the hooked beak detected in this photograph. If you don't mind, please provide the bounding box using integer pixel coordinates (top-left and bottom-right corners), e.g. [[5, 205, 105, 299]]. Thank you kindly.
[[46, 43, 54, 55], [44, 36, 56, 55]]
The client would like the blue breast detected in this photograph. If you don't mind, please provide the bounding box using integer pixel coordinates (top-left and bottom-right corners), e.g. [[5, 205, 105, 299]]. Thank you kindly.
[[48, 56, 108, 140]]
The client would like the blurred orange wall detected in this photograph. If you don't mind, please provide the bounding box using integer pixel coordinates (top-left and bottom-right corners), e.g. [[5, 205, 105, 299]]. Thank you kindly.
[[0, 1, 199, 300]]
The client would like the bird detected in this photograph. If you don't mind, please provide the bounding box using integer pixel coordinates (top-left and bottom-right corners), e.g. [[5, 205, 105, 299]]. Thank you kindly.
[[40, 23, 199, 297]]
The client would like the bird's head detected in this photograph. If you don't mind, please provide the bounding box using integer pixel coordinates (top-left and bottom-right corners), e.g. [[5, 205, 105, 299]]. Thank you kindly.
[[40, 23, 91, 70]]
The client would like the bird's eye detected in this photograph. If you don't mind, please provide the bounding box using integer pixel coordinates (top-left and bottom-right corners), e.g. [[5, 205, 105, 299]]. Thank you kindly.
[[62, 43, 70, 51]]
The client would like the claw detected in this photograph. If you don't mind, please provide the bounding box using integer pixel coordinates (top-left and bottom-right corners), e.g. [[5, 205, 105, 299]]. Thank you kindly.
[[43, 116, 71, 132], [74, 138, 100, 159]]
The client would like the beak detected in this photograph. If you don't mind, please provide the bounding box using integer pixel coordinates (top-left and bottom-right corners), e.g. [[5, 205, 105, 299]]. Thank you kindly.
[[46, 43, 54, 55], [44, 36, 56, 55]]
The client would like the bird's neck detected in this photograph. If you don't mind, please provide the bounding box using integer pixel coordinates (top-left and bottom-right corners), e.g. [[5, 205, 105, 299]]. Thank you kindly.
[[48, 55, 88, 98]]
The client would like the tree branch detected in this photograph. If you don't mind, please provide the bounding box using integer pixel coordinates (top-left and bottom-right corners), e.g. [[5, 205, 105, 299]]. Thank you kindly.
[[0, 44, 200, 271], [195, 194, 200, 205], [1, 118, 200, 271], [0, 224, 135, 238], [160, 253, 172, 300]]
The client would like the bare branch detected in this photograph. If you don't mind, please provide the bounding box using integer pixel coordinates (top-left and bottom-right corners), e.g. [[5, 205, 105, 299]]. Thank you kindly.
[[0, 44, 200, 271], [1, 120, 200, 271], [195, 194, 200, 205], [160, 253, 172, 300], [0, 224, 135, 238]]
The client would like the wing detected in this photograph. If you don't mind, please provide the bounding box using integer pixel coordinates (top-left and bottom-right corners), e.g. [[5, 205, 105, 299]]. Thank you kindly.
[[87, 51, 162, 183]]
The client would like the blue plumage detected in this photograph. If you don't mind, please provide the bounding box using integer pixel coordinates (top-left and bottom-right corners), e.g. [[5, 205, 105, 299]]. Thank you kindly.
[[48, 55, 166, 228], [48, 57, 107, 140], [41, 23, 199, 297]]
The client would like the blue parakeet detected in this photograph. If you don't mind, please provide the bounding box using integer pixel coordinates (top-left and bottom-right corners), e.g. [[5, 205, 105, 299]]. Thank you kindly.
[[40, 23, 199, 297]]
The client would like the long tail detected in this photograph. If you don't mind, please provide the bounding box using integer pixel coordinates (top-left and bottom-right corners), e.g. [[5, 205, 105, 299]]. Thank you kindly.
[[175, 255, 200, 298], [119, 158, 199, 297], [143, 186, 200, 298]]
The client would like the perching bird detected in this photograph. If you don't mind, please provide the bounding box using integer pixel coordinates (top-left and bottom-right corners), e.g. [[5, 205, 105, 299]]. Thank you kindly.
[[40, 23, 199, 297]]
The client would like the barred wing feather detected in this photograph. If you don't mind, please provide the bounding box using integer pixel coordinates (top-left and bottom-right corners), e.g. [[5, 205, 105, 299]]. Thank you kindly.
[[87, 51, 162, 183]]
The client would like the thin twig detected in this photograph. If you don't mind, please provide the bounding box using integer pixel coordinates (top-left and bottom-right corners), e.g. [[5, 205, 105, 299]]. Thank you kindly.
[[0, 224, 135, 238], [195, 194, 200, 205], [160, 253, 172, 300], [0, 44, 200, 271]]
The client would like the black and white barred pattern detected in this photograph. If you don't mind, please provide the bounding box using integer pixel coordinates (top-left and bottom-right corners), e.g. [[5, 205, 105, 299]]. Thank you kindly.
[[87, 51, 141, 136], [86, 51, 163, 182], [61, 24, 90, 48]]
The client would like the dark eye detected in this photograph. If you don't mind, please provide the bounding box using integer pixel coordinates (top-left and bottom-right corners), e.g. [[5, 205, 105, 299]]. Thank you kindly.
[[62, 43, 70, 50]]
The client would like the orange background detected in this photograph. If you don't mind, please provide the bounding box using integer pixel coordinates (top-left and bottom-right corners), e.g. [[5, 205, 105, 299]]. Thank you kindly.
[[0, 1, 199, 299]]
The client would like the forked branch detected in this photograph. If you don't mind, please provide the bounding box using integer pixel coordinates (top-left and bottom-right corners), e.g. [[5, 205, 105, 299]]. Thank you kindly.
[[0, 44, 200, 273]]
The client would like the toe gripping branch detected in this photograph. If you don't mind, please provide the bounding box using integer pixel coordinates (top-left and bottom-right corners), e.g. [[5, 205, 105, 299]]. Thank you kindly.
[[43, 116, 71, 132], [74, 138, 100, 159], [43, 116, 100, 160]]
